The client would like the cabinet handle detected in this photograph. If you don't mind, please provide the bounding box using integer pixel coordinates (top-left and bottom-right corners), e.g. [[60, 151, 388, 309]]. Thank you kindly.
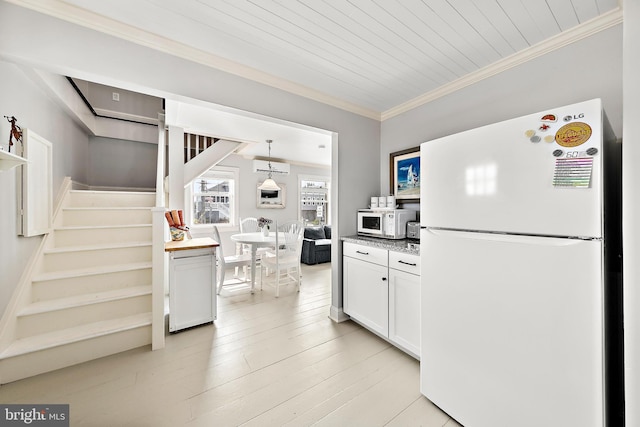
[[382, 277, 387, 281], [398, 260, 417, 266], [356, 250, 369, 255]]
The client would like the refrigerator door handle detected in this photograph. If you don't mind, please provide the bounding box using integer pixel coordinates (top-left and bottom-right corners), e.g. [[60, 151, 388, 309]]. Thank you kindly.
[[422, 228, 597, 247]]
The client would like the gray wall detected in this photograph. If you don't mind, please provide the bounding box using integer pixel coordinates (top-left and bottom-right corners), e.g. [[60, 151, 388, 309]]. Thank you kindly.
[[380, 24, 623, 194], [0, 1, 381, 317], [0, 60, 89, 316], [76, 79, 163, 119], [88, 136, 157, 189]]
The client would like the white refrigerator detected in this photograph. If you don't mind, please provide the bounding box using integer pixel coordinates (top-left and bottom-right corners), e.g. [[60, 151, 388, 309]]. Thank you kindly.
[[419, 99, 623, 427]]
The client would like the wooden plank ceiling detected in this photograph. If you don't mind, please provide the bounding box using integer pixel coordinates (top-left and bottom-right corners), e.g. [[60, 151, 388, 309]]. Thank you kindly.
[[47, 0, 621, 116]]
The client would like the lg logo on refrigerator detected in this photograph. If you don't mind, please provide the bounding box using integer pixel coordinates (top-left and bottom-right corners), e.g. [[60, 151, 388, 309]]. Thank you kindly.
[[564, 113, 585, 121]]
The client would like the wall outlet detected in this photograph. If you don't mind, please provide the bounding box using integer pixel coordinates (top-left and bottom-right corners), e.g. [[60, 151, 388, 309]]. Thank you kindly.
[[112, 92, 120, 101]]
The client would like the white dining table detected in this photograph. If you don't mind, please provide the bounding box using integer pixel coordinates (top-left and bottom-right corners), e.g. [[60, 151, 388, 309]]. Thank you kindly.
[[230, 232, 277, 292]]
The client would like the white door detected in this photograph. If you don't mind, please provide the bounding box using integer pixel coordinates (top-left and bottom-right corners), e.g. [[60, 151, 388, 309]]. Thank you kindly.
[[420, 228, 604, 427], [343, 256, 389, 337], [388, 268, 420, 357], [169, 253, 215, 332], [420, 99, 603, 238]]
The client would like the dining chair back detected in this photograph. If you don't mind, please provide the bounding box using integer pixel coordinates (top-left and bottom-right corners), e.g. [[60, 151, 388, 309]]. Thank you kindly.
[[261, 220, 304, 297], [240, 217, 260, 232], [212, 226, 253, 295]]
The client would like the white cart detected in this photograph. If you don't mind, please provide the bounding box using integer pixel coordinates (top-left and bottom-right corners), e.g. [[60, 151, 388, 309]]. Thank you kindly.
[[165, 237, 218, 332]]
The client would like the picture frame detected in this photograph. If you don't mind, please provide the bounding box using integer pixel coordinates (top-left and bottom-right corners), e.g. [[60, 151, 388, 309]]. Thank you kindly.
[[390, 146, 420, 203], [256, 182, 286, 208]]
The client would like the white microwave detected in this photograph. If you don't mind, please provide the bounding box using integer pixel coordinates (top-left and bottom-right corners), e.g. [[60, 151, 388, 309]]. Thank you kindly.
[[357, 209, 416, 239]]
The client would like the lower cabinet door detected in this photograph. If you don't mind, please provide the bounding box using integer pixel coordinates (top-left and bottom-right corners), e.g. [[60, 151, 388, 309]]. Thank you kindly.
[[343, 256, 389, 336], [169, 254, 216, 332], [388, 268, 420, 357]]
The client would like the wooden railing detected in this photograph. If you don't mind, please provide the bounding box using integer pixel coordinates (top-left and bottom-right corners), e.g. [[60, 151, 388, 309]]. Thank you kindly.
[[184, 133, 219, 163]]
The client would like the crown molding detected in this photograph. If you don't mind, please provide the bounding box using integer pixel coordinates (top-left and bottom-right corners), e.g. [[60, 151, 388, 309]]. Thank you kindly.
[[5, 0, 381, 121], [381, 7, 623, 121]]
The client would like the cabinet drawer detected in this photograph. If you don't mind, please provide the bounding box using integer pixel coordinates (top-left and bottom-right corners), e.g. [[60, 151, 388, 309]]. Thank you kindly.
[[343, 242, 388, 266], [389, 251, 420, 275]]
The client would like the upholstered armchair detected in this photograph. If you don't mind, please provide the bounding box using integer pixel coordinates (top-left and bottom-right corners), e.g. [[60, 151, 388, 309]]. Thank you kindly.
[[300, 225, 331, 265]]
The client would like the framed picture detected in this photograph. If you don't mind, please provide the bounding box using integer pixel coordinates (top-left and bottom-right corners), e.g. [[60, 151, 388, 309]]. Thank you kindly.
[[256, 183, 286, 208], [390, 146, 420, 203]]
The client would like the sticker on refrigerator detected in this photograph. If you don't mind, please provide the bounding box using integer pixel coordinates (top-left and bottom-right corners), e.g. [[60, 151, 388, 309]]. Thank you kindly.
[[553, 158, 593, 188], [555, 122, 592, 147]]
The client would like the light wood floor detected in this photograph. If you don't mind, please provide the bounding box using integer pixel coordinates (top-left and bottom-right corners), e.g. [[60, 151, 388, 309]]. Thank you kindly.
[[0, 263, 461, 427]]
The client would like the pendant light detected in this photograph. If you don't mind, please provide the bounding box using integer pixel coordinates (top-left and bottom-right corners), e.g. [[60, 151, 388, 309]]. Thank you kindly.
[[258, 139, 281, 191]]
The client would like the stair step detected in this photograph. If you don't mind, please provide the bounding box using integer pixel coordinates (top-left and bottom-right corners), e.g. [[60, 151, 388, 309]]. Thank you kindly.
[[68, 190, 155, 208], [42, 243, 152, 273], [61, 207, 152, 226], [44, 241, 152, 255], [0, 312, 152, 359], [32, 262, 152, 302], [19, 285, 152, 317], [53, 224, 152, 247], [33, 261, 152, 283]]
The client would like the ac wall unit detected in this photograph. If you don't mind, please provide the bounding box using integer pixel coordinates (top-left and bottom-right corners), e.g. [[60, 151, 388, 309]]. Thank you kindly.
[[253, 159, 290, 175]]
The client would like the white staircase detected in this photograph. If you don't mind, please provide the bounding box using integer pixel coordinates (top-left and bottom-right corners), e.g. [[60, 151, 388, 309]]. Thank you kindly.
[[0, 190, 155, 384]]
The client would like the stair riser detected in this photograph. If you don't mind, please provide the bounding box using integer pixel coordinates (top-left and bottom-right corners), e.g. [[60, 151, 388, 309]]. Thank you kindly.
[[0, 326, 151, 384], [32, 268, 152, 302], [53, 226, 152, 247], [68, 191, 155, 208], [62, 209, 151, 226], [17, 295, 151, 339], [42, 246, 151, 273]]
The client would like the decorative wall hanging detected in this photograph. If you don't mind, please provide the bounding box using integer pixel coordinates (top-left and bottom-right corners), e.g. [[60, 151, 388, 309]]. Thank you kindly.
[[4, 115, 23, 153], [390, 146, 420, 203]]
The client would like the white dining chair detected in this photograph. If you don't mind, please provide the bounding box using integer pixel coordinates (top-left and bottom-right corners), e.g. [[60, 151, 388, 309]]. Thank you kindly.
[[212, 226, 253, 295], [260, 220, 304, 297]]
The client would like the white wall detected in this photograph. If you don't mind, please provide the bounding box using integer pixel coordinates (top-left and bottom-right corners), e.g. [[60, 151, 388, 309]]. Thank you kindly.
[[0, 60, 89, 317], [88, 136, 158, 189], [623, 1, 640, 425], [225, 155, 330, 226], [0, 1, 380, 318]]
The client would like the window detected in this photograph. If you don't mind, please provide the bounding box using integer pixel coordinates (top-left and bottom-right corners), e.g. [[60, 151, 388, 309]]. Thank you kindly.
[[299, 176, 330, 226], [189, 167, 239, 228]]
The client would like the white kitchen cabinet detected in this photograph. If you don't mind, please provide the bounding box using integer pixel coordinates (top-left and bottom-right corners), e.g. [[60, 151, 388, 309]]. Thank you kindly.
[[166, 238, 218, 333], [343, 240, 420, 358], [388, 251, 421, 356], [343, 252, 389, 336]]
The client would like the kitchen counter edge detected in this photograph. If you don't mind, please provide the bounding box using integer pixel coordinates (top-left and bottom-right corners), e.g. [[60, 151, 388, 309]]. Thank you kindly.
[[341, 235, 419, 255]]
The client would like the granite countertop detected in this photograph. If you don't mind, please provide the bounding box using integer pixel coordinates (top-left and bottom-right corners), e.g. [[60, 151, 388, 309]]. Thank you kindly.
[[342, 235, 419, 255]]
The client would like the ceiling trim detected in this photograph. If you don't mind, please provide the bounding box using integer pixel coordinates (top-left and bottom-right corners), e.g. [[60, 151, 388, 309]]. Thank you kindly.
[[381, 7, 624, 121], [6, 0, 381, 120], [92, 108, 158, 126]]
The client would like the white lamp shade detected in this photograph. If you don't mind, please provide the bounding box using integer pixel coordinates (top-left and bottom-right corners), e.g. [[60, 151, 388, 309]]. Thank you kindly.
[[258, 178, 281, 191]]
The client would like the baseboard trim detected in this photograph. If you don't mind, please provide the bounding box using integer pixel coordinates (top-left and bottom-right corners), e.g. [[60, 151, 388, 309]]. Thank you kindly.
[[329, 305, 350, 323]]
